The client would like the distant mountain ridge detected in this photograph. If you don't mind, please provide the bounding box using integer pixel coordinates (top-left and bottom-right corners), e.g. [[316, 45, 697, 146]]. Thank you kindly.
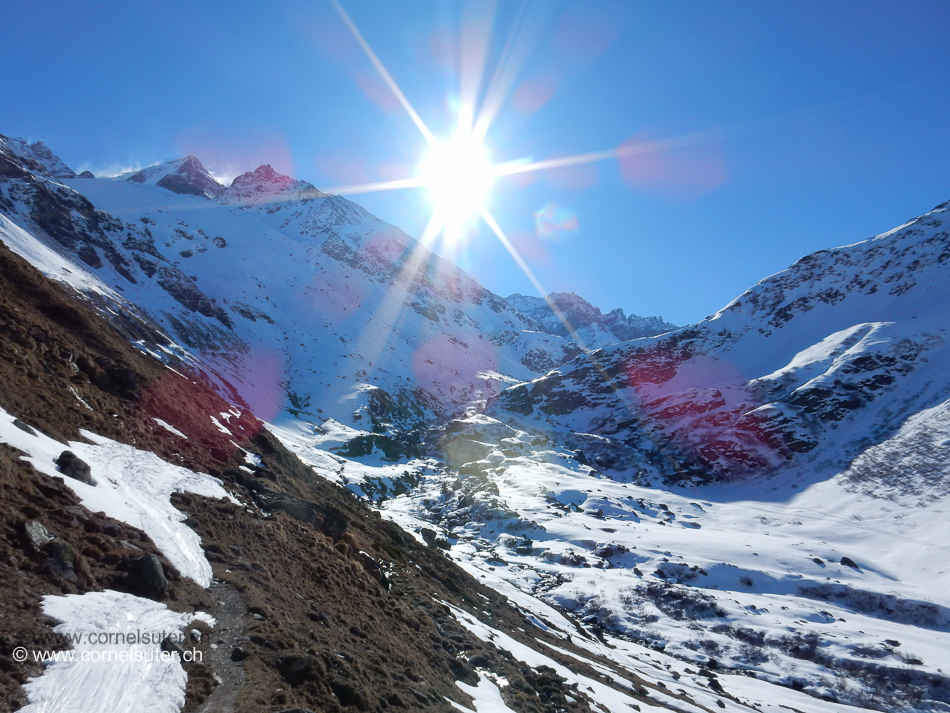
[[507, 291, 677, 347]]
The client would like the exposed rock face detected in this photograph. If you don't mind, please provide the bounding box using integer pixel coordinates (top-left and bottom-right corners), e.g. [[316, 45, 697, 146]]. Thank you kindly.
[[494, 201, 950, 484], [222, 163, 323, 205], [507, 291, 677, 347]]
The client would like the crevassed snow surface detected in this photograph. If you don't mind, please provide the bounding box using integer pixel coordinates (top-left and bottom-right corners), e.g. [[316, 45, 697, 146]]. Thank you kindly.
[[21, 590, 212, 713], [0, 407, 234, 586]]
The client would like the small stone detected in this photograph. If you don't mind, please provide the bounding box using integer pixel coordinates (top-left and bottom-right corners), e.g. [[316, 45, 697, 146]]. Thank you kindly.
[[24, 521, 54, 550], [161, 637, 184, 656], [277, 653, 316, 684], [47, 539, 78, 582], [13, 419, 36, 435]]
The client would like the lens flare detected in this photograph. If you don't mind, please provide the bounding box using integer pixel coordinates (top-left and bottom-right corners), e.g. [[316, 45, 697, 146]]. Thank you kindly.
[[534, 202, 579, 241], [419, 134, 494, 236]]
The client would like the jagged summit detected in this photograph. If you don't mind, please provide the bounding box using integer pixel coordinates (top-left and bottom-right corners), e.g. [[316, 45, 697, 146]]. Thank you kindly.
[[117, 155, 224, 199], [0, 135, 76, 179], [507, 290, 677, 346], [222, 163, 324, 204]]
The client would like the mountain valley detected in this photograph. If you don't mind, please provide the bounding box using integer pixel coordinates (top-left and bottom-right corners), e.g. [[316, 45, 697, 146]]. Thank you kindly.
[[0, 134, 948, 713]]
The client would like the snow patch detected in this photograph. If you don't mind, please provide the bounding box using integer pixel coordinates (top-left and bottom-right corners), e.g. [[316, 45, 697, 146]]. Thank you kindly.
[[21, 590, 212, 713], [0, 407, 234, 586]]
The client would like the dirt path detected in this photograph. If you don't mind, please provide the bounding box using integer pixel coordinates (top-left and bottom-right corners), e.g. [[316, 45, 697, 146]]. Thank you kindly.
[[196, 579, 247, 713]]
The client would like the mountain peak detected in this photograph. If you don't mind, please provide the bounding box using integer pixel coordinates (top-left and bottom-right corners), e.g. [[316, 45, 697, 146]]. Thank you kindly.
[[0, 135, 75, 179], [223, 164, 323, 205], [119, 155, 224, 199]]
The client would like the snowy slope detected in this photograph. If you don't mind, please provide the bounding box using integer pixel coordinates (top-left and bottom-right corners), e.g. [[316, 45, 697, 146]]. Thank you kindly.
[[323, 411, 950, 711], [21, 591, 212, 713]]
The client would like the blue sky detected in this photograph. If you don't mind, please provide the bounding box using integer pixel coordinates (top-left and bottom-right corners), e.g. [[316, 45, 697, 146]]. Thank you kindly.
[[3, 1, 949, 326]]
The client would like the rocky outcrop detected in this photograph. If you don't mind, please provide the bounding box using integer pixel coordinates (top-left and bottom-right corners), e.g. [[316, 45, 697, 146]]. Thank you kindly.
[[123, 155, 224, 199]]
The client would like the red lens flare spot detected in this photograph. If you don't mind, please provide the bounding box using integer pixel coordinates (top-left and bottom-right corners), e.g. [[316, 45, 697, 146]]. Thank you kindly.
[[623, 353, 785, 477], [511, 76, 558, 115], [229, 348, 286, 424]]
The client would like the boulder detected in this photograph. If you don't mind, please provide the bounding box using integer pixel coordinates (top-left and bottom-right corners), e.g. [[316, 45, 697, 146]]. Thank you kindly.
[[55, 451, 95, 485], [128, 553, 168, 599]]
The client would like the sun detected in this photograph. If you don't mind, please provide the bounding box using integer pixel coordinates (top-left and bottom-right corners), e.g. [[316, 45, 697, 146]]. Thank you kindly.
[[419, 134, 494, 237]]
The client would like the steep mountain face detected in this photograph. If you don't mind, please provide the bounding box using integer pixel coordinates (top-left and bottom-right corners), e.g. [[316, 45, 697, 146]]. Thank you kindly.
[[507, 292, 677, 348], [0, 238, 653, 713], [494, 202, 950, 484]]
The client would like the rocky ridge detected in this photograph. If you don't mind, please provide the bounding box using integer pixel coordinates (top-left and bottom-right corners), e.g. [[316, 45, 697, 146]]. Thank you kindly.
[[507, 292, 677, 347], [494, 201, 950, 485]]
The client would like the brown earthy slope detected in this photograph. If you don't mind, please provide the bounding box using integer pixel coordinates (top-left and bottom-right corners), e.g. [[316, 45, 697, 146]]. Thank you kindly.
[[0, 240, 703, 712]]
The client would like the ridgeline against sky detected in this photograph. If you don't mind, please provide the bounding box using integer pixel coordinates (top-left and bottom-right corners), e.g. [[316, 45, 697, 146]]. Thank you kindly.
[[2, 1, 948, 326]]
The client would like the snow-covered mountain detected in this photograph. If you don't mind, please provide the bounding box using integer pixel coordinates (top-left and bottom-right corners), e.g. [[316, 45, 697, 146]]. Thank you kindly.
[[0, 134, 578, 444], [114, 155, 225, 199], [507, 291, 677, 348], [1, 136, 76, 179], [2, 133, 950, 713], [494, 203, 950, 486]]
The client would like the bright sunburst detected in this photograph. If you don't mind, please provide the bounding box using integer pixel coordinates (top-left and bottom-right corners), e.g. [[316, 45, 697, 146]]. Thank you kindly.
[[418, 134, 494, 240], [325, 0, 723, 342]]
